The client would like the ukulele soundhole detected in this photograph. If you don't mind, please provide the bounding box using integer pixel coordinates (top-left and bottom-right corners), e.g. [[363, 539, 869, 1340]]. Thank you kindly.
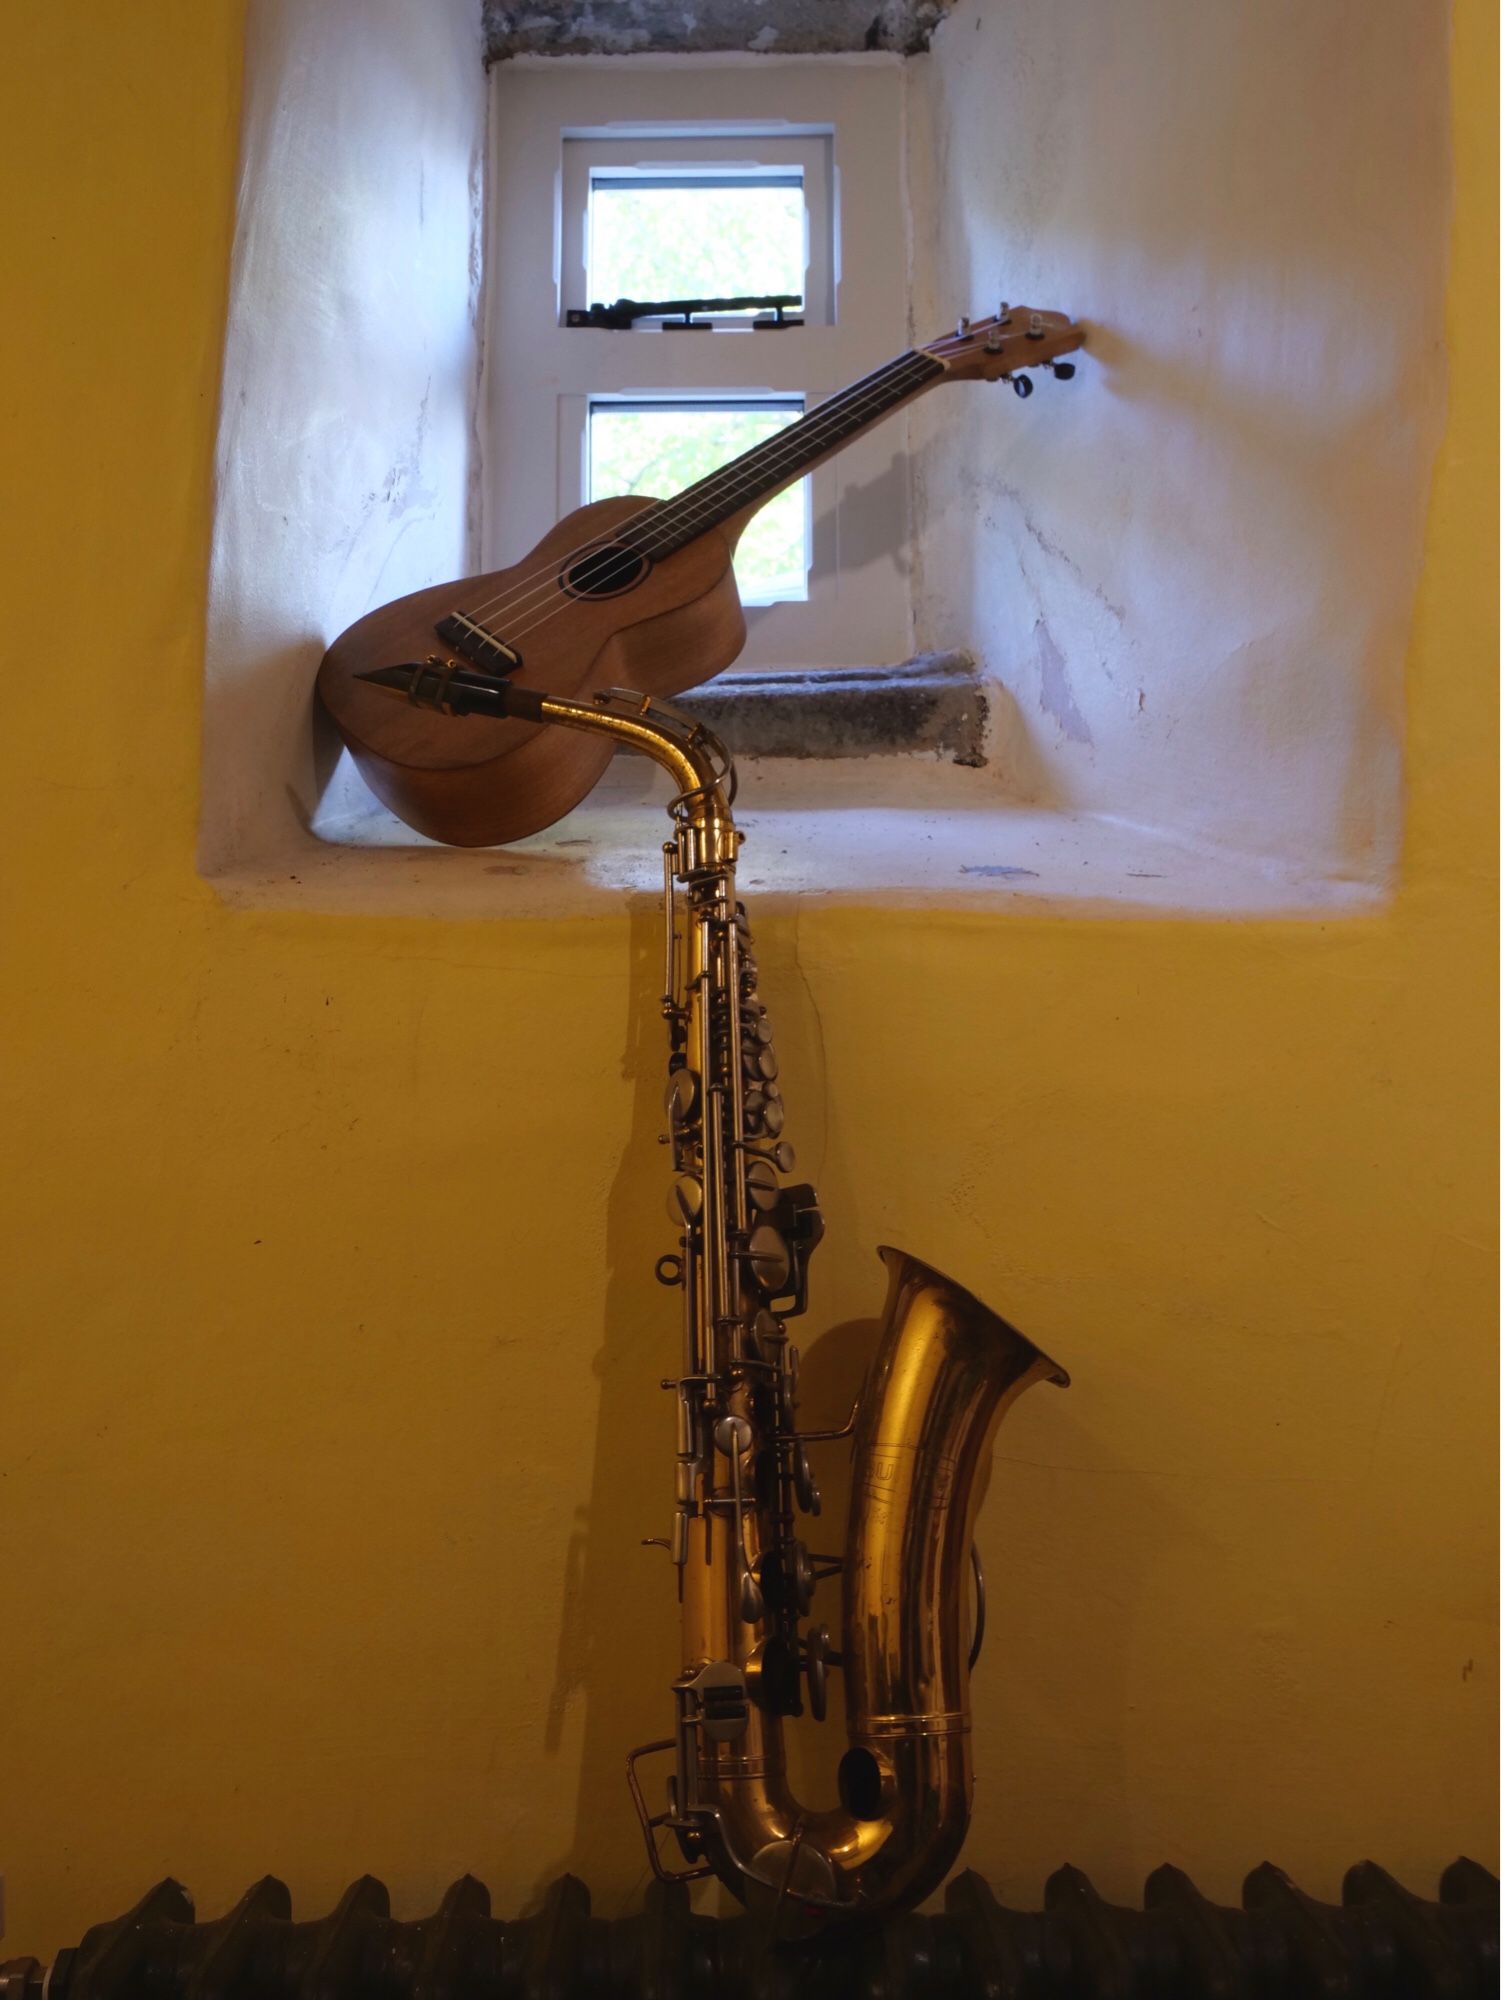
[[561, 543, 651, 600]]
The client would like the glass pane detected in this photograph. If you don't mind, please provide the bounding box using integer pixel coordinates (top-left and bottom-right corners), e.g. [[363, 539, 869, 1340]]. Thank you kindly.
[[589, 402, 807, 604], [589, 175, 805, 314]]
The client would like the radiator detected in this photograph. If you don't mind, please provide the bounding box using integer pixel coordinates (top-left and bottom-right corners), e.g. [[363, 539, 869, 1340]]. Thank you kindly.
[[3, 1856, 1494, 1998]]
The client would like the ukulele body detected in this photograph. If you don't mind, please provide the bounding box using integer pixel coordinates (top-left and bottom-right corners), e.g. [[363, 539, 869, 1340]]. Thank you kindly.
[[316, 497, 746, 847]]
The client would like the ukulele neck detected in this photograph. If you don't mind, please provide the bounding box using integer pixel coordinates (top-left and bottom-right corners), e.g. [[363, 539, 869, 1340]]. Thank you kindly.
[[624, 349, 945, 558]]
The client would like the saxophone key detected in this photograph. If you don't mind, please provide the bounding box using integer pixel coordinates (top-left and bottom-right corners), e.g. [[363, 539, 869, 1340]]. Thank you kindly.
[[664, 1066, 700, 1125], [687, 1661, 751, 1743], [668, 1174, 704, 1224], [745, 1158, 781, 1213], [743, 1308, 782, 1361], [745, 1223, 791, 1295], [753, 1308, 784, 1348], [792, 1442, 821, 1517], [803, 1624, 833, 1723], [790, 1538, 816, 1613], [763, 1537, 816, 1616]]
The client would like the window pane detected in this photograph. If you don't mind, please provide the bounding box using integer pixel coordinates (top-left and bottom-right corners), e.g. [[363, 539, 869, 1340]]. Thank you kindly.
[[589, 402, 807, 604], [589, 175, 805, 314]]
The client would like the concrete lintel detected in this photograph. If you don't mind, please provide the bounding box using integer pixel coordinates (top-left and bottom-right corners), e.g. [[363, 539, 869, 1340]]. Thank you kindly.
[[483, 0, 955, 62]]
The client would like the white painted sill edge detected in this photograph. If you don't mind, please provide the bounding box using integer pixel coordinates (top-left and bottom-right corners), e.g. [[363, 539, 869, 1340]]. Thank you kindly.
[[202, 745, 1384, 922]]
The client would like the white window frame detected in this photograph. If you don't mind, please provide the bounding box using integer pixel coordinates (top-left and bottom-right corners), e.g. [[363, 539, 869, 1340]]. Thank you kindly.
[[485, 58, 914, 673], [562, 132, 835, 328]]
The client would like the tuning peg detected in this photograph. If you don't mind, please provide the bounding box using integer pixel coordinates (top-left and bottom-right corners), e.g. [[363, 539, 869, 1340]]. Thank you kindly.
[[956, 314, 970, 337], [1011, 375, 1034, 399], [1050, 361, 1077, 380]]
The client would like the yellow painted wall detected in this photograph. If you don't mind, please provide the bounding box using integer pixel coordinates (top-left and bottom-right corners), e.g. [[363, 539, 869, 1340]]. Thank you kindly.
[[2, 1, 1494, 1960]]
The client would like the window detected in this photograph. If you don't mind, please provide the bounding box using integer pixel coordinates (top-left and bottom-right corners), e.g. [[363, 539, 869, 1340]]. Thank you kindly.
[[588, 168, 805, 314], [562, 133, 834, 325], [566, 147, 824, 608], [584, 169, 811, 324], [585, 396, 809, 603], [486, 62, 912, 671]]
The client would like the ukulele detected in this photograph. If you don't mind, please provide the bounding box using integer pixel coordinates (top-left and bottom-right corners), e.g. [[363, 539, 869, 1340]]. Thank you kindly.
[[316, 306, 1084, 847]]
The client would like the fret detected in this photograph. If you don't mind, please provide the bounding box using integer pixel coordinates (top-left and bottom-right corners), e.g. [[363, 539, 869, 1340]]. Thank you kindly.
[[627, 352, 944, 560]]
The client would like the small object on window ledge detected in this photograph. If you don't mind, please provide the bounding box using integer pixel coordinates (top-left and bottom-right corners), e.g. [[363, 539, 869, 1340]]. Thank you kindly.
[[680, 652, 988, 765], [566, 293, 804, 331]]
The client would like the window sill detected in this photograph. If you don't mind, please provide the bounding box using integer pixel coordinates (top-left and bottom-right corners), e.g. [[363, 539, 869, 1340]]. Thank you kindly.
[[205, 705, 1384, 922]]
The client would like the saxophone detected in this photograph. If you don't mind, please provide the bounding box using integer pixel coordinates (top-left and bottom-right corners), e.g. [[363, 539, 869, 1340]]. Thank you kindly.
[[359, 661, 1069, 1933]]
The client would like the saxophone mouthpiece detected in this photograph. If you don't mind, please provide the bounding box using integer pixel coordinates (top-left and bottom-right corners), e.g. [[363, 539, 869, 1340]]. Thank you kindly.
[[355, 663, 426, 699]]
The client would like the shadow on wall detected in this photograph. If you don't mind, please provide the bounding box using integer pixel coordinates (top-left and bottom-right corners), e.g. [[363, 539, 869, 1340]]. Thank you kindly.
[[907, 0, 1450, 882], [532, 895, 680, 1910]]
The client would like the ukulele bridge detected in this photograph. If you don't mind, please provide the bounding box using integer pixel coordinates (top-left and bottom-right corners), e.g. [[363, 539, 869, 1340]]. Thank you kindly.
[[434, 612, 523, 676]]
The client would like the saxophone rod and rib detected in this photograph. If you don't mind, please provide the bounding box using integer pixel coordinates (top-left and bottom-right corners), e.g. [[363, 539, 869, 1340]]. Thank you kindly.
[[359, 659, 1069, 1933]]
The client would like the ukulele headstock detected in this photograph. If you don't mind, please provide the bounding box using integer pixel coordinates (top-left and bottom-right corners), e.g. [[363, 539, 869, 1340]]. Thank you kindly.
[[922, 306, 1085, 393]]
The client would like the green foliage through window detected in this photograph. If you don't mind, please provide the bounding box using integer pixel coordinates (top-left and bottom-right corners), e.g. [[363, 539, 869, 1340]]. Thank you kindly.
[[588, 176, 805, 310], [589, 403, 808, 603]]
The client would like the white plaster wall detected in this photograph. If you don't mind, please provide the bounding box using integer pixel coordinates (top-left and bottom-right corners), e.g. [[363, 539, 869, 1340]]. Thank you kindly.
[[906, 0, 1451, 880], [200, 0, 487, 878]]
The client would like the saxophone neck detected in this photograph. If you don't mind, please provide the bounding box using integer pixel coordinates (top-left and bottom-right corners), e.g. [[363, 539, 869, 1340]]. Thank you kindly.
[[354, 663, 738, 865], [535, 686, 738, 868]]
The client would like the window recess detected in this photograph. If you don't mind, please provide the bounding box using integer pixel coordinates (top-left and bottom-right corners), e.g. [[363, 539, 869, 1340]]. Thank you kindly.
[[487, 61, 913, 673]]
